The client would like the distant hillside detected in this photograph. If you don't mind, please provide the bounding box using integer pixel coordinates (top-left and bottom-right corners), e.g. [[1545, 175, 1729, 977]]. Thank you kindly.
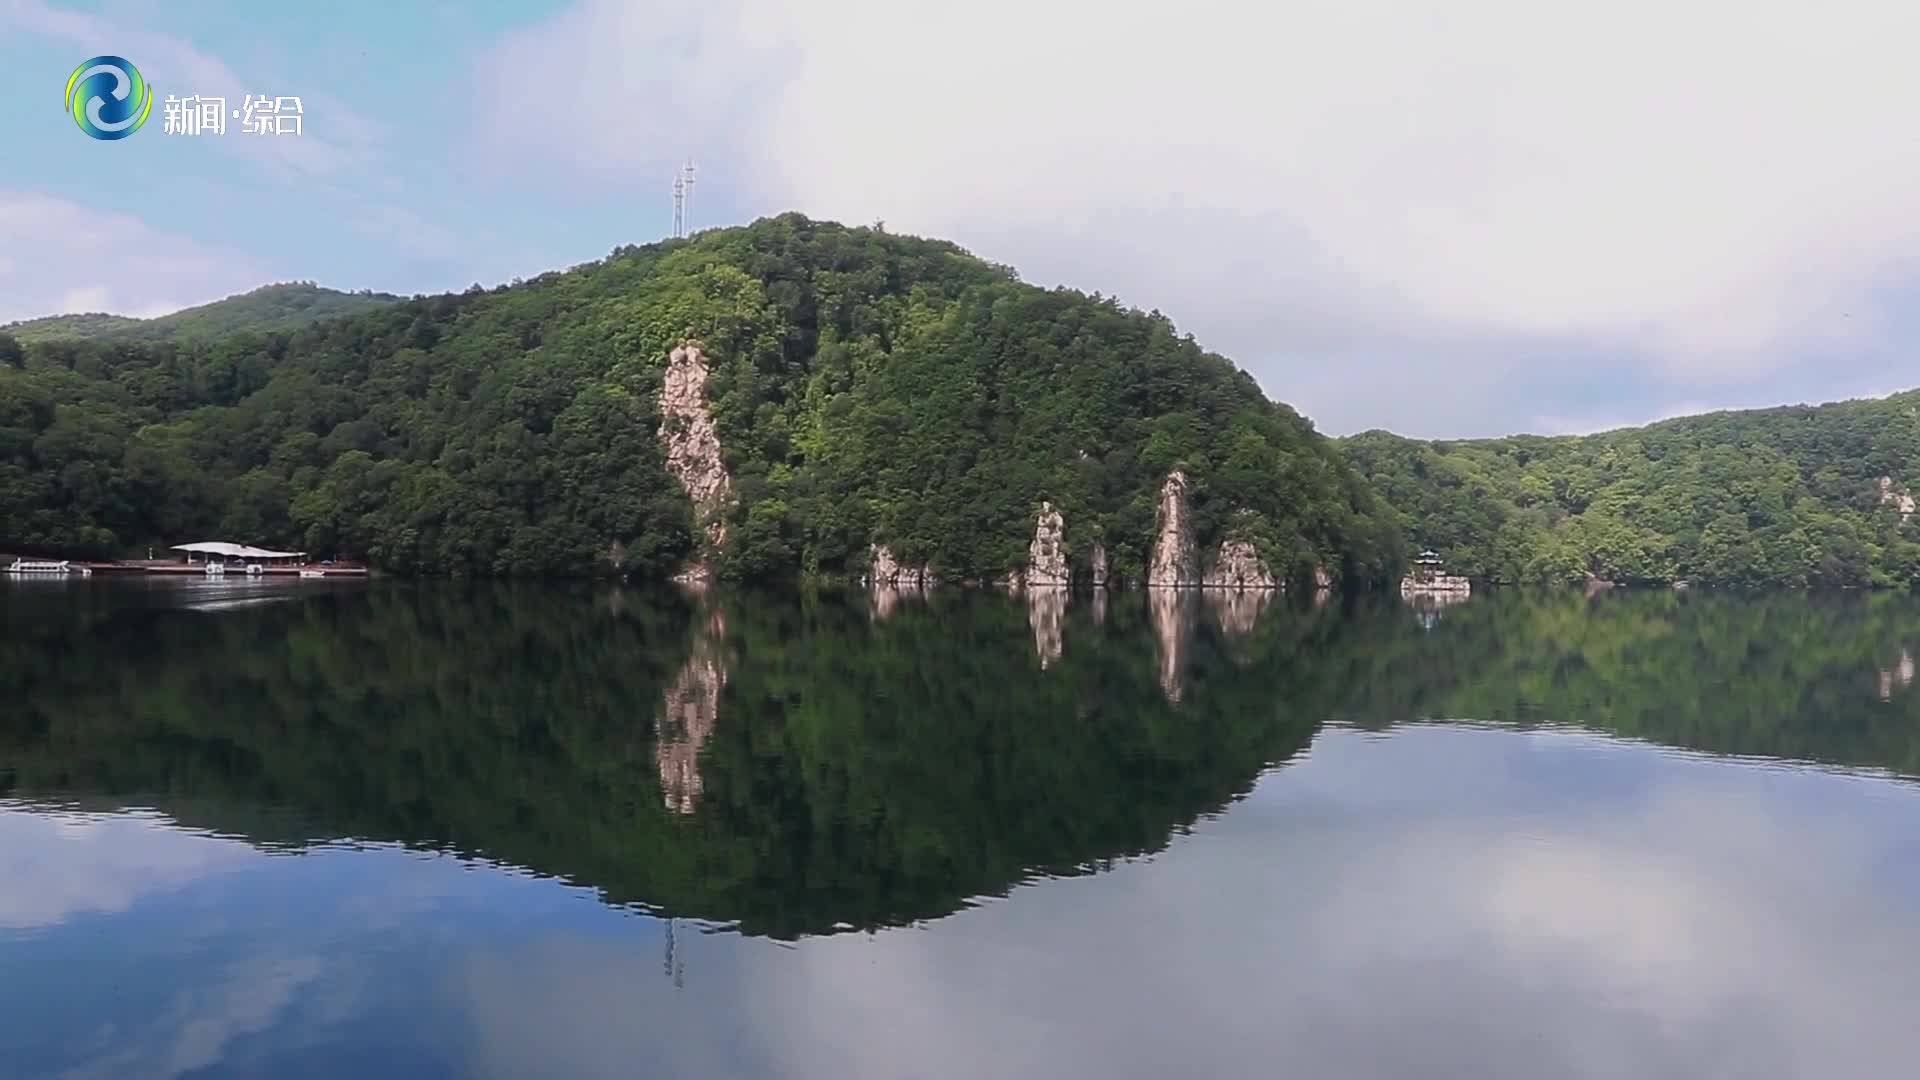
[[0, 214, 1402, 581], [2, 283, 403, 344], [3, 313, 146, 340], [1341, 392, 1920, 588]]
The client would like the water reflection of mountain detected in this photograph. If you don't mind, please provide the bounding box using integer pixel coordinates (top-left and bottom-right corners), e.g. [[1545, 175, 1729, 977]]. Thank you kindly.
[[1336, 589, 1920, 779], [6, 583, 1920, 938], [0, 584, 1336, 938]]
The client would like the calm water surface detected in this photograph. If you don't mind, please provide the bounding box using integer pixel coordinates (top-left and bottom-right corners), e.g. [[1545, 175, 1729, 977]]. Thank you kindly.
[[4, 578, 1920, 1078]]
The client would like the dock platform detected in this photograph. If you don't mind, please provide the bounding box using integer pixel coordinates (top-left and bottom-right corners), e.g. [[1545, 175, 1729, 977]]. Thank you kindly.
[[50, 560, 368, 577]]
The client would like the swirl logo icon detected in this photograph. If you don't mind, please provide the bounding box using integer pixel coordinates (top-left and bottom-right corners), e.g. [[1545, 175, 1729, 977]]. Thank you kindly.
[[66, 56, 153, 140]]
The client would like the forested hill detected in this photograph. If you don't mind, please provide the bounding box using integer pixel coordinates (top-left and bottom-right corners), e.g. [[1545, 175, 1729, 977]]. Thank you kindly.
[[1340, 392, 1920, 588], [1, 283, 402, 344], [0, 214, 1403, 582]]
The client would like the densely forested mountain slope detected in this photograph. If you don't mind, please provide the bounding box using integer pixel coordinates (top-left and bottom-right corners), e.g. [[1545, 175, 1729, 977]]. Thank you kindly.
[[1, 283, 402, 344], [0, 214, 1402, 582], [1341, 392, 1920, 587]]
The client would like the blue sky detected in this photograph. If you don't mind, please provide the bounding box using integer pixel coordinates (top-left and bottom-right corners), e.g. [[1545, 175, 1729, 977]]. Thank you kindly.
[[5, 0, 1919, 438], [2, 0, 730, 304]]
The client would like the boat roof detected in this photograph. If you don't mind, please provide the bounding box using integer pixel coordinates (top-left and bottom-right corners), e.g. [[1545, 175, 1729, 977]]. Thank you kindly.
[[170, 541, 308, 559]]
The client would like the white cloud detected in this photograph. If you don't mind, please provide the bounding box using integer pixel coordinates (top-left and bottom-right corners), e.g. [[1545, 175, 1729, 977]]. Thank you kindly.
[[352, 204, 462, 262], [0, 805, 256, 929], [57, 951, 326, 1080], [433, 724, 1920, 1080], [480, 0, 1920, 435], [0, 191, 268, 324]]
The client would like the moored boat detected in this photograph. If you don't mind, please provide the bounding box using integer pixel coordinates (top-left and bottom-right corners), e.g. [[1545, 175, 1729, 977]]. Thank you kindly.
[[6, 559, 73, 574]]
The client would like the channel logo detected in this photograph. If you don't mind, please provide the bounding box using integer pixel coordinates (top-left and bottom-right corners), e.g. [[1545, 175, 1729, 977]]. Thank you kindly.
[[66, 56, 153, 140]]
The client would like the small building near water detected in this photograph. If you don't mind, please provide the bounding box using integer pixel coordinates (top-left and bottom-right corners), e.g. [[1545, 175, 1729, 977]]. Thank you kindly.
[[1401, 549, 1472, 597], [170, 541, 309, 568]]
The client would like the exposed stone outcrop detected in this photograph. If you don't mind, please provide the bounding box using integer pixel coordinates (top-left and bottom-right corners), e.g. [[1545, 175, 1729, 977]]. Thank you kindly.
[[657, 607, 727, 815], [1090, 543, 1109, 587], [1880, 476, 1915, 521], [1027, 502, 1070, 586], [1313, 565, 1334, 590], [1027, 585, 1067, 669], [1148, 471, 1199, 587], [1202, 539, 1277, 591], [866, 544, 936, 589], [658, 343, 734, 582]]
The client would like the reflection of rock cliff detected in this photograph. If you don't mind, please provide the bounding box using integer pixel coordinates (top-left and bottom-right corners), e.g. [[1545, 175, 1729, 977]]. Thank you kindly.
[[1406, 589, 1470, 631], [868, 582, 925, 622], [657, 608, 728, 814], [1206, 588, 1272, 639], [1148, 471, 1199, 587], [658, 344, 734, 583], [1880, 648, 1915, 701], [1028, 585, 1067, 668], [1149, 587, 1198, 702]]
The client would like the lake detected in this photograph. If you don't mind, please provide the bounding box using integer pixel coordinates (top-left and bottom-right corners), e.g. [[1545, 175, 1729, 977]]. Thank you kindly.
[[4, 577, 1919, 1079]]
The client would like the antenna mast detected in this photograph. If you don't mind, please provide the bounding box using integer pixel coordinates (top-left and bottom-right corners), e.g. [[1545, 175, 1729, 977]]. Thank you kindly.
[[682, 159, 697, 236], [669, 159, 698, 239]]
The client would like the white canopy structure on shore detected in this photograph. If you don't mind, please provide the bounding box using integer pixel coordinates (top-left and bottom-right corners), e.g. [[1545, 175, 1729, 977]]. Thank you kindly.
[[170, 542, 308, 563]]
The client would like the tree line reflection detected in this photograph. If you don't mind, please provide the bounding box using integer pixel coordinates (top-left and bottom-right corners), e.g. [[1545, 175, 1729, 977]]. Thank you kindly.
[[4, 581, 1920, 937]]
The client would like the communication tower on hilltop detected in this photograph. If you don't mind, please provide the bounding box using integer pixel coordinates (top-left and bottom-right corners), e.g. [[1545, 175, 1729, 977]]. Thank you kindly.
[[670, 159, 698, 239]]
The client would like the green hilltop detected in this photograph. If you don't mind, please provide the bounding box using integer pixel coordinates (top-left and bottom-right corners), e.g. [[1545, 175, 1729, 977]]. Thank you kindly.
[[1340, 391, 1920, 588], [0, 214, 1400, 582], [7, 214, 1919, 590], [1, 282, 403, 344]]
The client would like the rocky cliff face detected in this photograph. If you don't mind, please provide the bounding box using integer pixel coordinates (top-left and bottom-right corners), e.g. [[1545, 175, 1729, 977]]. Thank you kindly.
[[658, 344, 734, 581], [1881, 476, 1916, 521], [1090, 543, 1109, 587], [1202, 539, 1276, 590], [1313, 565, 1334, 590], [867, 543, 936, 588], [1148, 471, 1199, 587], [1027, 502, 1070, 586]]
